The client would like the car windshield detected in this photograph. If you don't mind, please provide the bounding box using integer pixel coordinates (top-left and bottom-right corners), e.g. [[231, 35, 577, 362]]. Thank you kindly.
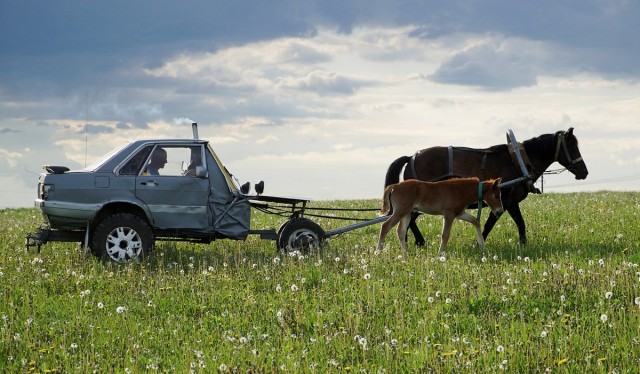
[[81, 141, 132, 171]]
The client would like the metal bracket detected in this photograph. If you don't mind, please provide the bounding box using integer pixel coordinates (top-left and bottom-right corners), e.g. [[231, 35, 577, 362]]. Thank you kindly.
[[506, 129, 531, 180], [83, 221, 90, 254]]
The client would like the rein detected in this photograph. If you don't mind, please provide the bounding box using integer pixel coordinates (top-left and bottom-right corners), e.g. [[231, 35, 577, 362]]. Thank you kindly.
[[477, 181, 484, 221]]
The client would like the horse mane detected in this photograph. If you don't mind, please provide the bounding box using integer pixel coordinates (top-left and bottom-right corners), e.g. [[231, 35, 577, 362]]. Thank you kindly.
[[485, 130, 566, 155], [522, 132, 557, 159]]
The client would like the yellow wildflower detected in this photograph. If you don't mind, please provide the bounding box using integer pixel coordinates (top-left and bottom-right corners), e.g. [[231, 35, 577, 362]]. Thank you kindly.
[[557, 358, 568, 365]]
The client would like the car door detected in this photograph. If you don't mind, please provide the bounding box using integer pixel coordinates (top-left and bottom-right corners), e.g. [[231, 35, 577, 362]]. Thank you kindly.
[[135, 144, 210, 230]]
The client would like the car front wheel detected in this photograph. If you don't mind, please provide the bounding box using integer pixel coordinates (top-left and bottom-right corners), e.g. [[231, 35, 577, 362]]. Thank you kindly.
[[92, 213, 154, 263]]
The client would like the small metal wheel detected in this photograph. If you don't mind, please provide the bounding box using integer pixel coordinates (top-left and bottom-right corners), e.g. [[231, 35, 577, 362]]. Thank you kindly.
[[92, 213, 154, 263], [277, 218, 325, 252]]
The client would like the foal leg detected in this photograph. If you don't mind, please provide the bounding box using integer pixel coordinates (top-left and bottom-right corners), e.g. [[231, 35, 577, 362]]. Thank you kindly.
[[378, 213, 402, 251], [456, 212, 485, 253], [396, 214, 412, 253], [438, 215, 454, 253]]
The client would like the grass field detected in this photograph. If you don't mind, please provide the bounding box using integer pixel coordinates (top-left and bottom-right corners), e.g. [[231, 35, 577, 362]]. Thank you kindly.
[[1, 191, 639, 372]]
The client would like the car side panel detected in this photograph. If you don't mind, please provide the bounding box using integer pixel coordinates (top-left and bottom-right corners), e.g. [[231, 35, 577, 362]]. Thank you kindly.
[[135, 175, 210, 229]]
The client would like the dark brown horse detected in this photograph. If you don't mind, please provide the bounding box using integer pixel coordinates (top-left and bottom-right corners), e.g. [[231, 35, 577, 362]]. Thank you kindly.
[[384, 128, 588, 245]]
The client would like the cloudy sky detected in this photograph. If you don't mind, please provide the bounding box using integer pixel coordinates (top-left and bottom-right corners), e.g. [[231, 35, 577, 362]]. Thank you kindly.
[[1, 1, 639, 208]]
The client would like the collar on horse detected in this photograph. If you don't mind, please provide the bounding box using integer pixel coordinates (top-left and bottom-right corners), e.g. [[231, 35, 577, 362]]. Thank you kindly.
[[506, 129, 539, 193]]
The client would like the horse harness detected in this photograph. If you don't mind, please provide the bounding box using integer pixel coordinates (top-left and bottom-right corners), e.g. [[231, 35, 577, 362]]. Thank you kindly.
[[408, 130, 581, 194], [408, 146, 490, 182], [408, 130, 549, 194], [554, 131, 583, 166], [506, 140, 539, 194]]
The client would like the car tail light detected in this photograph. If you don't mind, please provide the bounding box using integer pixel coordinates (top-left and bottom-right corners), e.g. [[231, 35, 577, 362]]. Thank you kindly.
[[39, 183, 53, 199]]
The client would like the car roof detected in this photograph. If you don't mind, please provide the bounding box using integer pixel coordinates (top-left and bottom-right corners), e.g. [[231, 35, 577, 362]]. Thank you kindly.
[[128, 138, 209, 145]]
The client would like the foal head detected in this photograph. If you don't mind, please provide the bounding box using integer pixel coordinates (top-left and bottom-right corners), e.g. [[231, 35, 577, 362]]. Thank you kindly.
[[483, 178, 504, 217]]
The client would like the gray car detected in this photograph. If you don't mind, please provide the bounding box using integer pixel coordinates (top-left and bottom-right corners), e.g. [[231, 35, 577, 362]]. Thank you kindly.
[[27, 131, 325, 262]]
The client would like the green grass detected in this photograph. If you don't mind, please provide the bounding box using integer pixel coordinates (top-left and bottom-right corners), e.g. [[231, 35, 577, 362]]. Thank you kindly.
[[1, 191, 639, 372]]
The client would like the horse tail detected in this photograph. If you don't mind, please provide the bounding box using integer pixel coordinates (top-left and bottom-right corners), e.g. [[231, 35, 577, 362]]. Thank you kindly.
[[385, 155, 411, 187], [380, 185, 394, 216]]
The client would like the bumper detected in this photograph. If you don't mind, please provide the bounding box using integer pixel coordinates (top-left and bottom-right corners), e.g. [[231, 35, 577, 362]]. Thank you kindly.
[[35, 199, 99, 229]]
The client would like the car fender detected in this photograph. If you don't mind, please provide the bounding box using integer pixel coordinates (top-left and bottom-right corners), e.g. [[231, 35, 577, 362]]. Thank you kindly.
[[93, 198, 154, 228]]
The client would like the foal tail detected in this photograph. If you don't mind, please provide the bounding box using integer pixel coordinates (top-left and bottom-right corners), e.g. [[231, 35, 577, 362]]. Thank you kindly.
[[380, 185, 395, 216], [384, 155, 411, 187]]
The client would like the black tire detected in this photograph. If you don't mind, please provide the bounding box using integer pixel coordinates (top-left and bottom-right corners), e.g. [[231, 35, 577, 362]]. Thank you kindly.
[[277, 218, 325, 252], [92, 213, 154, 263]]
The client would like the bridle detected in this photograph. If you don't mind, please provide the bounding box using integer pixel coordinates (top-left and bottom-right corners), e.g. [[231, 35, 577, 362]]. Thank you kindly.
[[554, 131, 583, 166]]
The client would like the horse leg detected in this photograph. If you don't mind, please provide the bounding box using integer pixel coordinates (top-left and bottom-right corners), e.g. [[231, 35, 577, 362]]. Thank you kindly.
[[482, 211, 499, 241], [397, 214, 412, 253], [457, 212, 486, 254], [408, 212, 426, 247], [507, 204, 527, 245], [438, 215, 454, 253], [378, 213, 404, 251]]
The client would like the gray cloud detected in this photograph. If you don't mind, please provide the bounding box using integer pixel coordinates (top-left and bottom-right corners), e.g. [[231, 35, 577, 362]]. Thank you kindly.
[[81, 124, 114, 135], [429, 38, 542, 91], [0, 127, 22, 134], [1, 0, 638, 101], [279, 71, 374, 95]]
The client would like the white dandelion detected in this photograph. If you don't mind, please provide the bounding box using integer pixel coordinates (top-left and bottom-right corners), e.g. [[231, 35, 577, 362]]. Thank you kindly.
[[605, 292, 613, 299]]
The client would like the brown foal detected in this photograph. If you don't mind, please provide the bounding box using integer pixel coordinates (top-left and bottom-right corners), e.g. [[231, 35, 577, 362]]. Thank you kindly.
[[377, 177, 503, 253]]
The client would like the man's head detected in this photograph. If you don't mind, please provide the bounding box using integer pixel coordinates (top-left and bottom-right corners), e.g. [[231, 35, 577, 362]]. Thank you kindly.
[[150, 147, 167, 169]]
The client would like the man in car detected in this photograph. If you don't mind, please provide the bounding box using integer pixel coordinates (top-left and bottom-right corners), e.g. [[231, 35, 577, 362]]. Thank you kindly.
[[145, 147, 167, 175]]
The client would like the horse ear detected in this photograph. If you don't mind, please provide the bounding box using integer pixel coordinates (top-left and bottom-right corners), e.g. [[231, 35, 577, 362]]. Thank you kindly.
[[567, 127, 574, 135]]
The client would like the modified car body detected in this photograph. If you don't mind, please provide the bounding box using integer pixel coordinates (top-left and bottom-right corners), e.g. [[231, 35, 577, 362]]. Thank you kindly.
[[26, 126, 325, 262]]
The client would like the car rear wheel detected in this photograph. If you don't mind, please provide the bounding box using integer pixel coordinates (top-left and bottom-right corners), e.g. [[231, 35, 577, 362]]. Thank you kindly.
[[92, 213, 154, 263]]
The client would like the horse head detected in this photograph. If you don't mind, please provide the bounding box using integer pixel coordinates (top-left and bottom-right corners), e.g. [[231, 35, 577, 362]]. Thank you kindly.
[[484, 178, 504, 217], [555, 127, 588, 180]]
